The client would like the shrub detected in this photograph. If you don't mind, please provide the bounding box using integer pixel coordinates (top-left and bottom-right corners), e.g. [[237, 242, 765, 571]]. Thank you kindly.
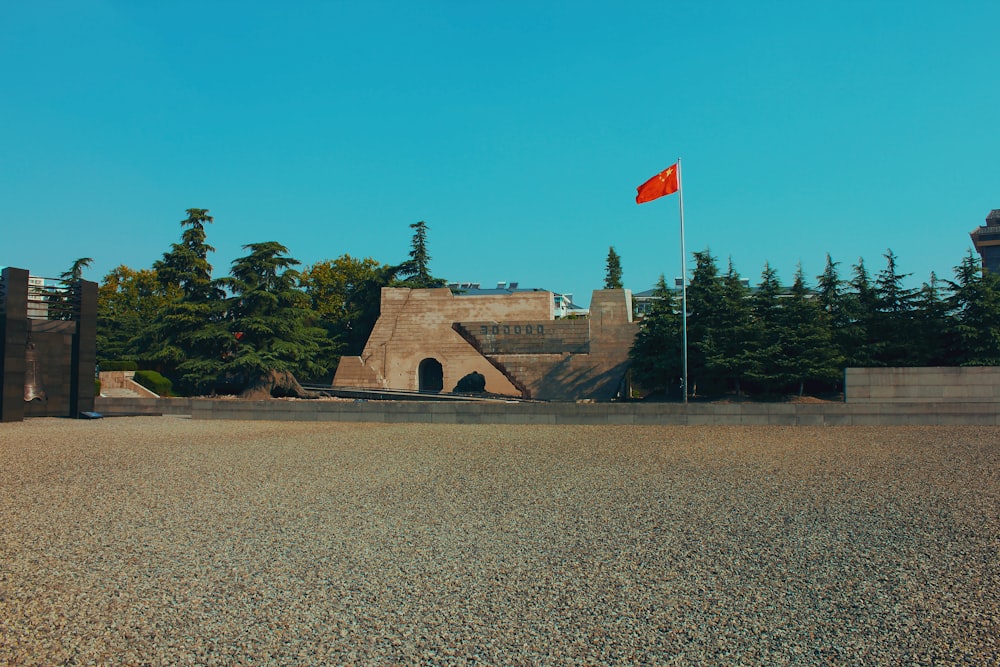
[[100, 360, 139, 371], [134, 370, 172, 397]]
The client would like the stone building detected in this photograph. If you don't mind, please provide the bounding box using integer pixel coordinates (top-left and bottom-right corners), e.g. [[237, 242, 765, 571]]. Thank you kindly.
[[332, 287, 638, 401], [1, 267, 97, 421], [970, 209, 1000, 274]]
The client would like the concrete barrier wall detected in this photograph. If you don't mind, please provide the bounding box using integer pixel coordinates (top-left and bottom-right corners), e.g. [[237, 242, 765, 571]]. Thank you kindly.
[[93, 396, 1000, 426], [846, 367, 1000, 403]]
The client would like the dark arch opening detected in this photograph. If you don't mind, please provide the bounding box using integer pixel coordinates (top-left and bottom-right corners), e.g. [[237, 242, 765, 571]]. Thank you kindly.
[[418, 358, 443, 393]]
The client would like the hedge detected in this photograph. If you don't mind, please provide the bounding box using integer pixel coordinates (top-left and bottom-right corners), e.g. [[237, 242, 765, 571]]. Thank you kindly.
[[133, 370, 172, 397]]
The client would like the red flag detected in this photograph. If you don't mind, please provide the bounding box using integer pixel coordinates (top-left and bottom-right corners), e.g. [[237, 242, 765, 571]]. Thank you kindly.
[[635, 163, 679, 204]]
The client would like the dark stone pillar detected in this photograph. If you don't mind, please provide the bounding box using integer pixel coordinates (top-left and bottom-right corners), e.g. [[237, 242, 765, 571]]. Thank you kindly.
[[1, 268, 28, 422], [70, 279, 98, 417]]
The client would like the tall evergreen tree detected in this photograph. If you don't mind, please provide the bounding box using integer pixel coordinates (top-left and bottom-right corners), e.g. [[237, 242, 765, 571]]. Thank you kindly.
[[685, 250, 726, 396], [49, 257, 94, 320], [872, 249, 919, 366], [154, 209, 219, 300], [398, 220, 445, 288], [628, 275, 683, 397], [815, 253, 852, 372], [844, 258, 878, 367], [703, 259, 757, 395], [777, 265, 844, 395], [747, 262, 786, 393], [604, 246, 623, 289], [60, 257, 93, 282], [912, 272, 952, 366], [145, 208, 229, 394], [221, 242, 330, 396], [947, 250, 1000, 366]]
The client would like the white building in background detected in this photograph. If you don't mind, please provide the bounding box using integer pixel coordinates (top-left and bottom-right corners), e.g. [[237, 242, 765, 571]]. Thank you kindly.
[[27, 275, 49, 319]]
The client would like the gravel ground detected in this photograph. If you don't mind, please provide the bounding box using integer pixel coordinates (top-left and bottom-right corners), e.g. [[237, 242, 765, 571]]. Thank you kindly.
[[0, 418, 997, 666]]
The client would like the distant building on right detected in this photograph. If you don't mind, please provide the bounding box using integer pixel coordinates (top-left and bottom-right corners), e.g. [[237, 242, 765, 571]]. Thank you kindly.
[[970, 209, 1000, 274]]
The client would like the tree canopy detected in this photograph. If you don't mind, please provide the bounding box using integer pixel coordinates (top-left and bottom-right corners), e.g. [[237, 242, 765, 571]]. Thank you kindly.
[[628, 247, 1000, 400]]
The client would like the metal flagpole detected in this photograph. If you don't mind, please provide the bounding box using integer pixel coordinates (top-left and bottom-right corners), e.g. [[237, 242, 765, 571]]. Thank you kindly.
[[677, 158, 688, 404]]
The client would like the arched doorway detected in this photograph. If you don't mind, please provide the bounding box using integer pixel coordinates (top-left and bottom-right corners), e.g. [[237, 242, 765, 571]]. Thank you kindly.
[[418, 358, 443, 392]]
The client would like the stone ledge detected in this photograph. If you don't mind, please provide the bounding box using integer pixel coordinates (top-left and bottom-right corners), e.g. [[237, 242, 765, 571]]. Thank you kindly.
[[91, 397, 1000, 426]]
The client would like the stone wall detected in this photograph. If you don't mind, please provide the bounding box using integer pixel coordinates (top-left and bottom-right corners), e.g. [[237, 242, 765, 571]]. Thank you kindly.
[[331, 287, 638, 401], [457, 320, 590, 355], [93, 396, 1000, 426], [846, 367, 1000, 403], [332, 287, 550, 396]]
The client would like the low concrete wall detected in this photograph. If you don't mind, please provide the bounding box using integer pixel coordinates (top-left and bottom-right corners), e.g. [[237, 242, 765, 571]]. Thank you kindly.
[[846, 367, 1000, 403], [93, 397, 1000, 426], [94, 397, 194, 416]]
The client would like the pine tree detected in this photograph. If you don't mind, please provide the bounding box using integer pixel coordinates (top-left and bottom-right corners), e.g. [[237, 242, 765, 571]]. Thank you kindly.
[[398, 220, 445, 288], [684, 250, 727, 395], [747, 262, 786, 393], [703, 259, 757, 396], [49, 257, 94, 320], [628, 275, 683, 397], [146, 209, 229, 394], [221, 242, 330, 397], [777, 265, 844, 395], [604, 247, 623, 289], [912, 272, 952, 366], [815, 253, 852, 373], [844, 258, 878, 367], [947, 250, 1000, 366], [872, 249, 918, 366]]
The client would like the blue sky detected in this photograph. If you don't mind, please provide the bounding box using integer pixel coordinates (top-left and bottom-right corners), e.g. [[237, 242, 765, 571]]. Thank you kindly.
[[2, 1, 997, 306]]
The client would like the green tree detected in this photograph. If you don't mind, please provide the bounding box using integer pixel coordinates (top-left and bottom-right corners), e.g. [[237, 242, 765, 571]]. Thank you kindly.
[[48, 257, 95, 320], [947, 250, 1000, 366], [145, 208, 229, 394], [844, 258, 878, 367], [815, 253, 852, 371], [746, 262, 786, 393], [703, 259, 757, 396], [154, 209, 219, 299], [221, 242, 330, 397], [777, 265, 844, 395], [97, 265, 179, 363], [397, 220, 445, 288], [685, 249, 726, 396], [604, 246, 623, 289], [60, 257, 93, 282], [628, 275, 683, 397], [301, 254, 392, 360], [872, 249, 918, 366], [912, 272, 952, 366]]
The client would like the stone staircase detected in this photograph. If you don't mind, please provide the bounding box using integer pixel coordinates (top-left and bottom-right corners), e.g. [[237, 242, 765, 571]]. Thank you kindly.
[[98, 371, 160, 398], [101, 387, 143, 398]]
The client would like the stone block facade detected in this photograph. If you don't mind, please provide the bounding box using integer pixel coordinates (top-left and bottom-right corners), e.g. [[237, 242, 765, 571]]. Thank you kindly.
[[332, 287, 639, 401], [845, 367, 1000, 403], [92, 396, 1000, 426]]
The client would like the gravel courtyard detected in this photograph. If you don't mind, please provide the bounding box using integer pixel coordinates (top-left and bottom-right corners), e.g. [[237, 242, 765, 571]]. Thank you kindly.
[[1, 418, 997, 665]]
